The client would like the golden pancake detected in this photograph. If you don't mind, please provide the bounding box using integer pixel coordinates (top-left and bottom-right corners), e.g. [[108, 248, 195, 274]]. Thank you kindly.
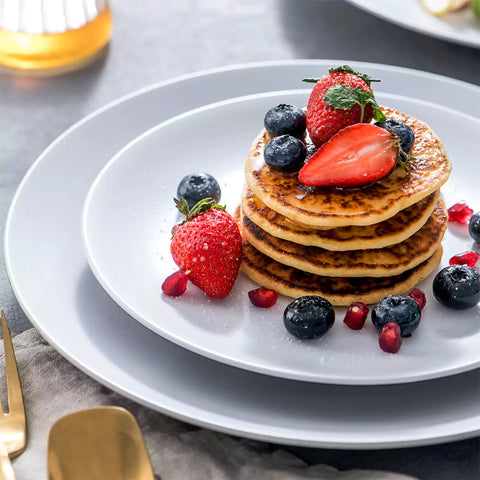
[[241, 241, 443, 306], [241, 185, 440, 250], [239, 199, 447, 277], [245, 107, 451, 227]]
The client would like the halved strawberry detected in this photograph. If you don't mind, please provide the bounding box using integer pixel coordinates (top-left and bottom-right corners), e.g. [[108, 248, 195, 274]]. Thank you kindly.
[[298, 124, 406, 187]]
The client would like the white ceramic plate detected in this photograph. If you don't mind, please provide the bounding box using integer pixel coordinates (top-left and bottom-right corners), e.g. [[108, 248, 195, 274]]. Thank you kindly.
[[82, 89, 480, 385], [5, 61, 480, 447], [347, 0, 480, 48]]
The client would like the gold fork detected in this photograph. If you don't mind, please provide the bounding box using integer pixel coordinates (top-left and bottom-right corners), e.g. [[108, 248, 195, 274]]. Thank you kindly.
[[0, 310, 26, 480]]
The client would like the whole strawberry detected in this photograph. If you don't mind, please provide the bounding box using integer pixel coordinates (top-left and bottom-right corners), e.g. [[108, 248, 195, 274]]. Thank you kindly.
[[170, 198, 242, 299], [304, 65, 384, 147]]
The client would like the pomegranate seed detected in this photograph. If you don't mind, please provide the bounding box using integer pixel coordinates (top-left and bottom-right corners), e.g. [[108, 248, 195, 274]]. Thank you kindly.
[[408, 288, 426, 310], [379, 322, 402, 354], [448, 202, 473, 224], [248, 288, 278, 308], [162, 270, 188, 297], [343, 302, 369, 330], [449, 251, 480, 268]]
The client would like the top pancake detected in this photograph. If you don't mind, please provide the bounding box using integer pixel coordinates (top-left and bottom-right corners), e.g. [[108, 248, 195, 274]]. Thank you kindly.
[[245, 107, 451, 228]]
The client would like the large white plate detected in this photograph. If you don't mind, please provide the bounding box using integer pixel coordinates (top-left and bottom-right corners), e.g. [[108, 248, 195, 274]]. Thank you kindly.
[[5, 61, 480, 447], [82, 89, 480, 385], [347, 0, 480, 48]]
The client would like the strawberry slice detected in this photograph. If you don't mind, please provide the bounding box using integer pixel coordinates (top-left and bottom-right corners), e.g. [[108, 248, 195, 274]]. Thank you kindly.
[[299, 124, 403, 187]]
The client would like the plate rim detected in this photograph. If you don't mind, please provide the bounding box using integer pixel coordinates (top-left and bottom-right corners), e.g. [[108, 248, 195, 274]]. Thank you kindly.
[[346, 0, 480, 49], [82, 88, 480, 386], [4, 60, 480, 448]]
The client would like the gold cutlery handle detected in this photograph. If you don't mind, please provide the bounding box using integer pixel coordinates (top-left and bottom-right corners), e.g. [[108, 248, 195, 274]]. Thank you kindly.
[[0, 443, 15, 480]]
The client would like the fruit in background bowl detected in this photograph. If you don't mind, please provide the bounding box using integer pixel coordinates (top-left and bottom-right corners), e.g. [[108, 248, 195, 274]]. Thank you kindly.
[[298, 123, 410, 187], [473, 0, 480, 17], [420, 0, 471, 16]]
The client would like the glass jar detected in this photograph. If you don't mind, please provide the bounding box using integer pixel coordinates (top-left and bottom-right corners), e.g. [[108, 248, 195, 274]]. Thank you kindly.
[[0, 0, 112, 73]]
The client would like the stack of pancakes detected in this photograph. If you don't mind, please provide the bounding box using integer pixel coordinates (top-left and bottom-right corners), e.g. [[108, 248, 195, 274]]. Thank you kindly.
[[237, 107, 452, 305]]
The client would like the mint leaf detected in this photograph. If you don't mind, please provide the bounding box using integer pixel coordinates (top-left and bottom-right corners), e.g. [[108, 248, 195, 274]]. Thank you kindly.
[[324, 85, 386, 123], [328, 65, 381, 86], [324, 85, 358, 110], [366, 98, 387, 123], [302, 78, 321, 83], [329, 65, 357, 75]]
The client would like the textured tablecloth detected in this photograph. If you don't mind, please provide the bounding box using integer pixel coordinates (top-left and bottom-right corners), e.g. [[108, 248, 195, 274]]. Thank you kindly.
[[2, 328, 416, 480]]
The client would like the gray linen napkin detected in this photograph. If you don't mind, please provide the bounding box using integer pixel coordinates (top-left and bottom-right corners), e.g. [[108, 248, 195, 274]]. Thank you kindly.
[[1, 329, 416, 480]]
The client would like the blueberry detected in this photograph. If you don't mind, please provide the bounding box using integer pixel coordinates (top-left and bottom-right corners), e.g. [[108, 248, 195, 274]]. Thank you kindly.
[[372, 295, 421, 337], [375, 119, 415, 153], [469, 212, 480, 243], [264, 135, 306, 173], [433, 265, 480, 310], [176, 173, 221, 209], [264, 104, 306, 138], [283, 296, 335, 339]]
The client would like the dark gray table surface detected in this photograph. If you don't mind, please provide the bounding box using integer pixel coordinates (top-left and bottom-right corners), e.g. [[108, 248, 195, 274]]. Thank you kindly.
[[1, 1, 479, 478]]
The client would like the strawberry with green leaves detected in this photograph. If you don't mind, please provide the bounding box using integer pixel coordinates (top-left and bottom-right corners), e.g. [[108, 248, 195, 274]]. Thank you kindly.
[[170, 198, 242, 299], [304, 65, 386, 147]]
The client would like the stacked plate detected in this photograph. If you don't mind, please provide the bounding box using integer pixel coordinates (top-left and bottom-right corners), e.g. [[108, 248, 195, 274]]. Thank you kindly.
[[346, 0, 480, 48], [5, 61, 480, 448]]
